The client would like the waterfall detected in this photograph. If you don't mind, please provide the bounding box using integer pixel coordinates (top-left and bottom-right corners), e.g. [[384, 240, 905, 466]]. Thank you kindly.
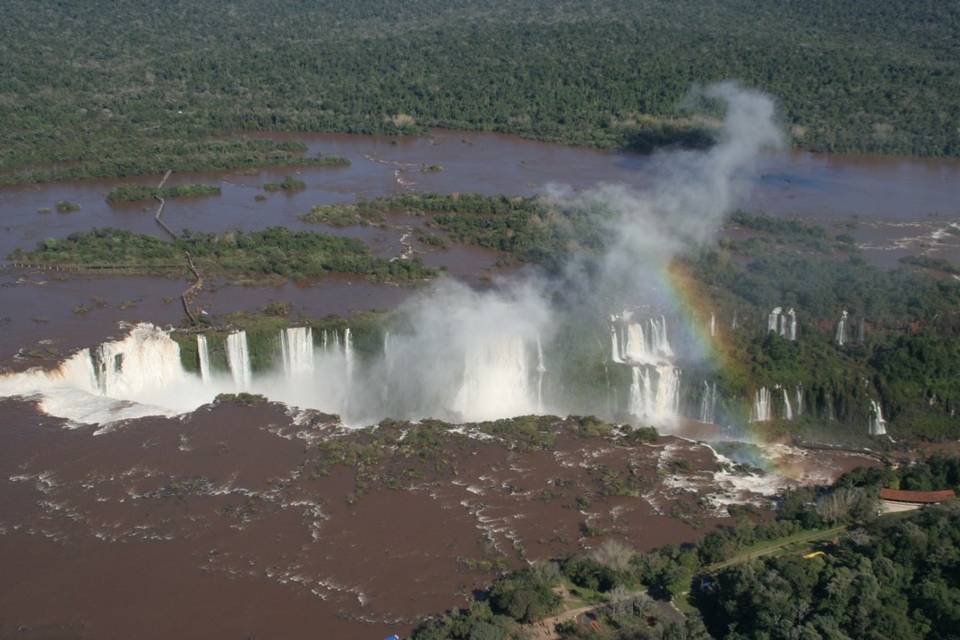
[[92, 324, 186, 396], [624, 321, 647, 362], [786, 308, 797, 341], [226, 331, 252, 390], [731, 311, 739, 330], [535, 334, 546, 413], [344, 328, 355, 382], [0, 323, 197, 426], [628, 364, 680, 424], [610, 321, 623, 364], [699, 381, 718, 424], [651, 316, 673, 357], [835, 310, 848, 346], [382, 331, 392, 406], [751, 387, 772, 422], [280, 327, 314, 376], [709, 313, 716, 338], [767, 307, 782, 333], [617, 314, 672, 365], [868, 400, 887, 436], [795, 384, 804, 417], [629, 367, 653, 419], [197, 335, 211, 383], [452, 334, 533, 421], [782, 387, 793, 420]]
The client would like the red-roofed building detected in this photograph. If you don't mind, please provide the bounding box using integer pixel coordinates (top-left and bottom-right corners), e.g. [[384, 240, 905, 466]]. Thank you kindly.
[[879, 488, 955, 513]]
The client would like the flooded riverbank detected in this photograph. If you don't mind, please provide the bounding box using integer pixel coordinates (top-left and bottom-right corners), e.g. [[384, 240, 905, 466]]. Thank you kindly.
[[2, 129, 958, 263]]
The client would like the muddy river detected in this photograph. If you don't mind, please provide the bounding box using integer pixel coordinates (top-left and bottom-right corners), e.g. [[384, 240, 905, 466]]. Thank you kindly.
[[0, 129, 954, 639]]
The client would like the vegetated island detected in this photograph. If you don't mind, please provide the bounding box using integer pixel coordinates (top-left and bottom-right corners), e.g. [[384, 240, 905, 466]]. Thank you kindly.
[[1, 138, 349, 187], [8, 227, 434, 284], [106, 183, 222, 203], [262, 175, 306, 192]]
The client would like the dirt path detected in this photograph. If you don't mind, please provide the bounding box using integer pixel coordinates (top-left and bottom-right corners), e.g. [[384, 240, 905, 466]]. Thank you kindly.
[[702, 525, 847, 574], [524, 605, 595, 640]]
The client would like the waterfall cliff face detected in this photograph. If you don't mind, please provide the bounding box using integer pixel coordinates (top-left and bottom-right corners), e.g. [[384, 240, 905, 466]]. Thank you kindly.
[[452, 334, 533, 421], [197, 335, 211, 383], [280, 327, 314, 377], [868, 400, 888, 436], [768, 307, 797, 341], [344, 328, 355, 383], [768, 307, 782, 333], [751, 387, 772, 422], [782, 387, 793, 421], [90, 324, 187, 397], [613, 312, 680, 425], [699, 381, 718, 424], [0, 324, 196, 426], [535, 334, 546, 413], [226, 331, 252, 390], [835, 310, 849, 346]]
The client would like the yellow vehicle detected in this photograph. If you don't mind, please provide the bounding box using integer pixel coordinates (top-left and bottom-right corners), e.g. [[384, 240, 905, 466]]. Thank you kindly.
[[803, 551, 826, 560]]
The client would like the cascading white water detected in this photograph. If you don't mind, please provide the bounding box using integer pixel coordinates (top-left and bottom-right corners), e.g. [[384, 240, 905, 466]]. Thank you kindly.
[[731, 311, 738, 330], [344, 328, 355, 383], [613, 311, 680, 424], [0, 324, 201, 425], [709, 313, 716, 338], [535, 334, 546, 413], [624, 321, 647, 362], [629, 366, 654, 419], [451, 334, 533, 421], [699, 380, 718, 424], [868, 399, 887, 436], [768, 307, 782, 333], [197, 335, 211, 383], [610, 322, 623, 364], [835, 310, 848, 346], [786, 308, 797, 341], [92, 324, 187, 397], [1, 322, 548, 427], [795, 384, 804, 417], [751, 387, 772, 422], [280, 327, 314, 377], [226, 331, 252, 390], [782, 387, 793, 421]]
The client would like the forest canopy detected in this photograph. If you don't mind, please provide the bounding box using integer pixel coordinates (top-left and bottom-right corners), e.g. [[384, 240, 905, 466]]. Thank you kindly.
[[1, 0, 958, 185]]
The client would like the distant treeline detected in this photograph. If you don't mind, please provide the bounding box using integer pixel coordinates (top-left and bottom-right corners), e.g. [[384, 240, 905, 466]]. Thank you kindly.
[[1, 0, 958, 185], [106, 183, 221, 203], [0, 138, 348, 186]]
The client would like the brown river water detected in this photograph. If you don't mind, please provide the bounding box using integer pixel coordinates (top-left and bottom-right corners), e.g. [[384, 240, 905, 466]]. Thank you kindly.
[[0, 129, 952, 638]]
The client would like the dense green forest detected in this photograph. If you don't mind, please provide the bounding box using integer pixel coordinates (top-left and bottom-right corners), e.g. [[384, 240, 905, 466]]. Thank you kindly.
[[1, 0, 958, 185], [413, 455, 960, 640], [8, 228, 435, 282]]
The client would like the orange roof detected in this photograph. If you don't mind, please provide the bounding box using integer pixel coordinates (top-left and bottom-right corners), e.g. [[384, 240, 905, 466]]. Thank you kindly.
[[879, 488, 955, 504]]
